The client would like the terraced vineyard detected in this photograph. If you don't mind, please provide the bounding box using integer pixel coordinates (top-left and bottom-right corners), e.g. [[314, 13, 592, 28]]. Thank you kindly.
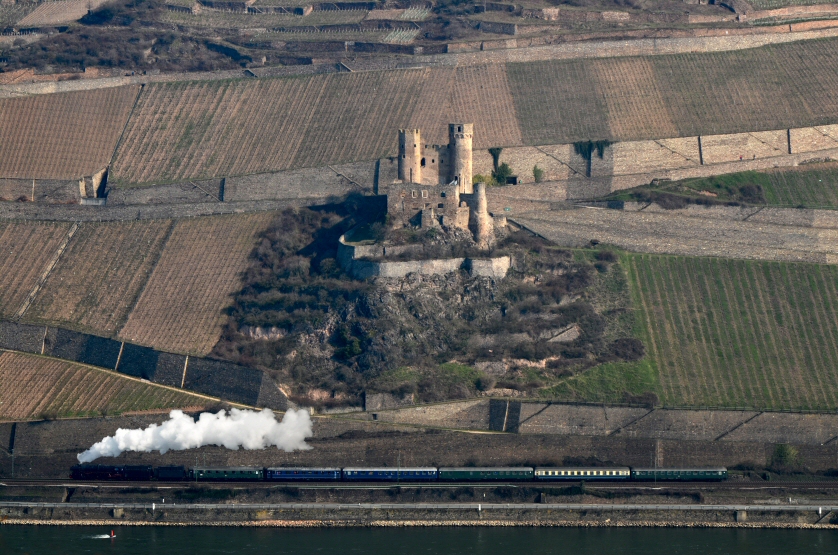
[[16, 0, 110, 27], [626, 255, 838, 410], [24, 220, 174, 335], [0, 222, 72, 319], [111, 68, 525, 183], [118, 213, 274, 355], [760, 164, 838, 207], [508, 38, 838, 144], [0, 351, 208, 421], [109, 38, 838, 184], [587, 57, 679, 140], [0, 85, 140, 180], [750, 0, 838, 8]]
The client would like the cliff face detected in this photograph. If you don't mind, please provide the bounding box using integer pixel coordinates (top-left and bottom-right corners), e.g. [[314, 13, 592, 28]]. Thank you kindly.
[[212, 205, 641, 408]]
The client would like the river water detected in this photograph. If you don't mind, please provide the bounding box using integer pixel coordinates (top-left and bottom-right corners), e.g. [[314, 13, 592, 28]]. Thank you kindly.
[[1, 526, 837, 554]]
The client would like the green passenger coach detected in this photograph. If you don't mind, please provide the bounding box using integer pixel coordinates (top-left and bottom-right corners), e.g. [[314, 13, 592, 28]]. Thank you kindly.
[[438, 467, 534, 481], [190, 467, 264, 481], [631, 468, 727, 481]]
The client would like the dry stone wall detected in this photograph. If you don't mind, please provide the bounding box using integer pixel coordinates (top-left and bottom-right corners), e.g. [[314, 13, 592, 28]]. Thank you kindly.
[[484, 123, 838, 199], [363, 398, 838, 448], [700, 130, 789, 164], [0, 320, 287, 410]]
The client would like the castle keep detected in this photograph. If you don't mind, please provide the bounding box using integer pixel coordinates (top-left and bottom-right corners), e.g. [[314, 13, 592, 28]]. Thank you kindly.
[[387, 123, 493, 248]]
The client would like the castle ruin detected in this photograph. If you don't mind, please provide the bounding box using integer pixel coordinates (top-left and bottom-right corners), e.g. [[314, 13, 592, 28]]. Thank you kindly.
[[387, 123, 494, 248]]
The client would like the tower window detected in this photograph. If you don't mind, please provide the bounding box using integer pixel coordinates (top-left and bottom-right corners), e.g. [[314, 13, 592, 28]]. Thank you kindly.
[[438, 203, 444, 209], [458, 126, 462, 132], [421, 190, 428, 198], [421, 158, 426, 167], [412, 190, 417, 198], [432, 159, 435, 163]]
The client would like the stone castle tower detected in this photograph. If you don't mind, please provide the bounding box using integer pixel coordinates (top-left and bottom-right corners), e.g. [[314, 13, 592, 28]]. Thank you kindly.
[[389, 123, 493, 248], [397, 123, 473, 193], [448, 123, 473, 194]]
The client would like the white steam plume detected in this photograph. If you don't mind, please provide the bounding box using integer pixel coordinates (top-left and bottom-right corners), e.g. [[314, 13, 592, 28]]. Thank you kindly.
[[77, 408, 313, 463]]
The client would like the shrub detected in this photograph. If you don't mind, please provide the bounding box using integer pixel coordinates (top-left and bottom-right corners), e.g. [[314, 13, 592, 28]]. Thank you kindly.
[[610, 338, 645, 361], [533, 165, 544, 183], [492, 163, 513, 186], [475, 376, 496, 391], [773, 444, 799, 468]]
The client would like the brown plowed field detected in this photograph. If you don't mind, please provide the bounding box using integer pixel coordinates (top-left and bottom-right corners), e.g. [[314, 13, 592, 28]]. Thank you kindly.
[[0, 222, 71, 319], [117, 213, 274, 355], [0, 351, 208, 420], [25, 220, 174, 335], [0, 85, 140, 180]]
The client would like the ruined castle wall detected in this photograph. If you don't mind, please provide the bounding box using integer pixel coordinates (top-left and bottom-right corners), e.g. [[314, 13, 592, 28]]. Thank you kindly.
[[472, 146, 495, 178]]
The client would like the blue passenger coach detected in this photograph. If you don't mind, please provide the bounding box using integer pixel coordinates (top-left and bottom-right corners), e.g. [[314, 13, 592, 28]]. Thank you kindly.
[[342, 467, 438, 481], [266, 467, 341, 481]]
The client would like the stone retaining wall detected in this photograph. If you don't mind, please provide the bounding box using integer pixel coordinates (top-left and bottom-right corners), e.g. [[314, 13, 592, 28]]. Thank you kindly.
[[0, 321, 287, 410], [364, 398, 838, 448]]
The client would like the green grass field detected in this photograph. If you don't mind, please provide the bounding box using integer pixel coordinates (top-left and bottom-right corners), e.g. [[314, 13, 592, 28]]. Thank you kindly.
[[550, 254, 838, 411], [606, 162, 838, 209]]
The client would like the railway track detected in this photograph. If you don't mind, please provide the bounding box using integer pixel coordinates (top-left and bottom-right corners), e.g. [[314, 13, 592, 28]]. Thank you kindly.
[[3, 479, 838, 490]]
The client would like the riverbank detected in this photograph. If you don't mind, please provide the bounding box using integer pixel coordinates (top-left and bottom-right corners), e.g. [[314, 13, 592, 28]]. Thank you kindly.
[[2, 518, 837, 529], [2, 502, 837, 528]]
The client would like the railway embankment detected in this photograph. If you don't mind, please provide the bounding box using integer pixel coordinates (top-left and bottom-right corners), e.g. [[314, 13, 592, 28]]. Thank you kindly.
[[1, 501, 837, 528]]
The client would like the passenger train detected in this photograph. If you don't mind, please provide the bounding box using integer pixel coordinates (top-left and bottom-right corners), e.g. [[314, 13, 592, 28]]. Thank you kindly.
[[71, 464, 727, 482]]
